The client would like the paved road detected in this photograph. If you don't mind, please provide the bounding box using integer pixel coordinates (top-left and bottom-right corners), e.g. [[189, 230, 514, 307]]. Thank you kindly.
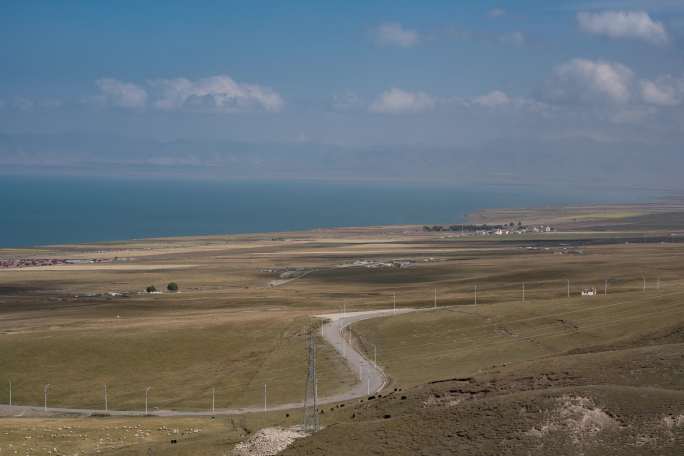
[[314, 308, 415, 403], [0, 308, 415, 418]]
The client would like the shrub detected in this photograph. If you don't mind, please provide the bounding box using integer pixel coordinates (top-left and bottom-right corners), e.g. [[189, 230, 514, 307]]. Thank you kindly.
[[146, 285, 156, 293], [167, 282, 179, 292]]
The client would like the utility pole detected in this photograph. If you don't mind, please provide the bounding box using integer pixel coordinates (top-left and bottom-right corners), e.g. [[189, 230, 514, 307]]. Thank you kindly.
[[211, 387, 215, 414], [474, 284, 478, 305], [104, 384, 108, 413], [8, 380, 11, 406], [567, 279, 570, 298], [145, 386, 151, 415], [373, 344, 377, 367], [522, 282, 525, 303], [303, 331, 319, 432], [342, 329, 346, 357], [393, 292, 396, 314], [434, 288, 437, 308], [642, 275, 646, 292], [367, 374, 370, 396], [263, 384, 267, 414], [44, 384, 50, 413]]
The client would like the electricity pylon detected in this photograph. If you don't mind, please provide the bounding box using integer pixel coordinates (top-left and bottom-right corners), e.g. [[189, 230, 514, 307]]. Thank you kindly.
[[303, 331, 319, 433]]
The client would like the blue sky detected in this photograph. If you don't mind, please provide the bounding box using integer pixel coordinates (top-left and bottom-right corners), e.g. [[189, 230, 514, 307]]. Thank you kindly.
[[1, 0, 683, 161]]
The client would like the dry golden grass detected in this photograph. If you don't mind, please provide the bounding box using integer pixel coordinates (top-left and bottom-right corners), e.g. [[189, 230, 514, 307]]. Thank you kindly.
[[0, 309, 354, 410], [1, 207, 684, 454], [354, 284, 684, 387], [0, 411, 303, 456]]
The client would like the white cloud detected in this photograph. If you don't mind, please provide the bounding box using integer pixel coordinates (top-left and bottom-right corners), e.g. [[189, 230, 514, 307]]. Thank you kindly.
[[2, 97, 64, 112], [488, 8, 506, 18], [374, 22, 419, 48], [469, 91, 550, 115], [499, 31, 526, 46], [150, 75, 283, 113], [40, 99, 63, 109], [95, 78, 148, 108], [610, 107, 656, 124], [474, 90, 512, 107], [640, 75, 684, 106], [369, 88, 435, 114], [332, 91, 364, 111], [577, 10, 669, 45], [545, 58, 634, 104], [571, 1, 684, 13], [14, 98, 34, 111]]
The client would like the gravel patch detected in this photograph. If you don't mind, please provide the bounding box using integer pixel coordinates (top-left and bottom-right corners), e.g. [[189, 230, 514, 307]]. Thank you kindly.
[[233, 427, 309, 456]]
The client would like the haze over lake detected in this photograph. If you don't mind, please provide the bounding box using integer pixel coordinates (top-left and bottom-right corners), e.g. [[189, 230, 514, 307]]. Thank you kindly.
[[0, 175, 655, 248]]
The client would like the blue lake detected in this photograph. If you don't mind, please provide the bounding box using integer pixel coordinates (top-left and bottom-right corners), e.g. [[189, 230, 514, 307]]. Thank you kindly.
[[0, 175, 655, 248]]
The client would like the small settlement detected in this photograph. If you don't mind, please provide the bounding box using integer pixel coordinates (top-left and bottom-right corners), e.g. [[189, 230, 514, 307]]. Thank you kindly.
[[423, 223, 554, 236]]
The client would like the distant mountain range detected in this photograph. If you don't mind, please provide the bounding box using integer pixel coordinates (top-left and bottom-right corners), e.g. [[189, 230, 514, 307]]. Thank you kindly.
[[1, 132, 682, 191]]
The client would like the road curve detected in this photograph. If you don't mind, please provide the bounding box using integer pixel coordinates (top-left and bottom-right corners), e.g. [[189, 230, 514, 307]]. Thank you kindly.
[[0, 308, 415, 418], [314, 308, 415, 403]]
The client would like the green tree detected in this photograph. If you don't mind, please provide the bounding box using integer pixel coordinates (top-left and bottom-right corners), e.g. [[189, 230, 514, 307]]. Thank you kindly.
[[167, 282, 179, 292]]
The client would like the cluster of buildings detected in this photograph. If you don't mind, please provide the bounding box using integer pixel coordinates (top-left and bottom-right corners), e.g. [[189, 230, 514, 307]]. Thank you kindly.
[[483, 225, 554, 236], [349, 259, 415, 269], [531, 225, 554, 233], [424, 223, 555, 237], [0, 257, 110, 269]]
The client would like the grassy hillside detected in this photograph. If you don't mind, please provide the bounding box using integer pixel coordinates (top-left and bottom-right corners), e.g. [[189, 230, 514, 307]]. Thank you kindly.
[[1, 206, 684, 454]]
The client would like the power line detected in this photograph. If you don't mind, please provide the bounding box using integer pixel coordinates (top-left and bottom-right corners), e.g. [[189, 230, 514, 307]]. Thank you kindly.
[[360, 303, 684, 363], [13, 303, 683, 413], [8, 288, 683, 405], [350, 289, 684, 358], [358, 298, 684, 359]]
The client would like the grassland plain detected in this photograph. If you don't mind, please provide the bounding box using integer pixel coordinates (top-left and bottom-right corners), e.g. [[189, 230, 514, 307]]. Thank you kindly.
[[1, 202, 684, 454], [353, 282, 684, 387], [0, 412, 304, 455], [0, 312, 354, 410]]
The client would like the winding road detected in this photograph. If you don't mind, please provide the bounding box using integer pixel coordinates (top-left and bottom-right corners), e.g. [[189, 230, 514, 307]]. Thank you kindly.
[[0, 308, 415, 417]]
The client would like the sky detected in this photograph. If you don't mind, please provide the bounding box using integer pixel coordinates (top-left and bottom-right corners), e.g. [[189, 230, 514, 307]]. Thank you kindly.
[[1, 0, 683, 186]]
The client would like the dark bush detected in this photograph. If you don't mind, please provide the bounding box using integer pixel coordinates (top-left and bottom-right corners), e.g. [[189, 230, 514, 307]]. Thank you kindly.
[[146, 285, 156, 293], [167, 282, 179, 292]]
